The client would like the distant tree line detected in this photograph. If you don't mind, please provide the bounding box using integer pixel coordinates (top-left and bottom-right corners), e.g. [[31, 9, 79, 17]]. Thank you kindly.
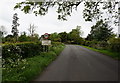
[[1, 24, 83, 44], [2, 24, 39, 43], [49, 26, 83, 44]]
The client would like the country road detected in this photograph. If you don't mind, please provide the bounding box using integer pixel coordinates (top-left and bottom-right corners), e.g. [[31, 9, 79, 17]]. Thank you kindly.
[[33, 45, 118, 81]]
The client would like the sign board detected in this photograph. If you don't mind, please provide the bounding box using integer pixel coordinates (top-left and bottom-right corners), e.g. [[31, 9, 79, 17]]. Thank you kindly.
[[44, 33, 49, 39], [42, 40, 51, 45]]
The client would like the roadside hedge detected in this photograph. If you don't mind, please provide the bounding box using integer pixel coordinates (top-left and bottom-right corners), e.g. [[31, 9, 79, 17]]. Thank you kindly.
[[2, 42, 42, 59], [2, 42, 64, 59], [83, 38, 120, 52], [108, 38, 120, 52]]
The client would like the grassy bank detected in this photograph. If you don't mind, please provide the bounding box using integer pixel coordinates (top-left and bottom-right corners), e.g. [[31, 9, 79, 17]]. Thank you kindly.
[[2, 44, 65, 83], [82, 45, 119, 60]]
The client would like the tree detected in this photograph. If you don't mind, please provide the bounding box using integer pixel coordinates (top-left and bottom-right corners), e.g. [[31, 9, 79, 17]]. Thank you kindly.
[[18, 31, 29, 42], [87, 19, 113, 41], [28, 24, 37, 37], [58, 32, 68, 43], [31, 33, 40, 42], [11, 13, 19, 41], [14, 1, 119, 25], [5, 35, 15, 42], [50, 32, 61, 42], [68, 26, 83, 44]]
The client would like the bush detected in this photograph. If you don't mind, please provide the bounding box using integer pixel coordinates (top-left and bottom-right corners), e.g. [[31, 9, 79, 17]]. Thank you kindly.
[[51, 42, 63, 46], [2, 42, 64, 59], [83, 41, 91, 46], [96, 41, 109, 50], [83, 40, 96, 47], [83, 40, 109, 50], [97, 41, 108, 47], [108, 38, 120, 52], [2, 42, 42, 59], [84, 38, 120, 52]]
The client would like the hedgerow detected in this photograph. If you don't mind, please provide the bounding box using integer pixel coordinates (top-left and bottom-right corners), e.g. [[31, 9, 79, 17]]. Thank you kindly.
[[2, 42, 42, 59], [108, 38, 120, 52], [2, 42, 65, 82], [83, 38, 120, 52]]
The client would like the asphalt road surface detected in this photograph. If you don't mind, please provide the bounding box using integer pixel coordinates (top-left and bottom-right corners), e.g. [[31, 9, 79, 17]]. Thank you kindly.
[[33, 45, 118, 81]]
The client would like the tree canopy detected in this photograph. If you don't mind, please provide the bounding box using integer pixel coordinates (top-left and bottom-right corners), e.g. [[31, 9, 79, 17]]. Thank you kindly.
[[50, 32, 61, 42], [68, 26, 83, 44], [58, 32, 68, 43], [14, 0, 119, 25], [86, 19, 113, 41]]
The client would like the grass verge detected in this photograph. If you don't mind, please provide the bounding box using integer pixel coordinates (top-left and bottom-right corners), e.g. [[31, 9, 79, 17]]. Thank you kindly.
[[2, 44, 65, 83], [81, 45, 120, 60]]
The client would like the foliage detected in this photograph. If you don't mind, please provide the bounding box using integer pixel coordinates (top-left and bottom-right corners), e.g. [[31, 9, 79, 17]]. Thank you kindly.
[[86, 19, 113, 41], [18, 32, 29, 42], [18, 32, 40, 42], [51, 42, 63, 46], [58, 32, 68, 43], [49, 26, 83, 44], [50, 32, 61, 42], [108, 38, 120, 52], [68, 26, 83, 44], [4, 35, 15, 43], [2, 43, 65, 82], [97, 41, 109, 49], [83, 40, 91, 46], [30, 33, 40, 42], [4, 31, 40, 43], [84, 37, 120, 53], [14, 1, 119, 25], [2, 42, 42, 59], [11, 13, 19, 40]]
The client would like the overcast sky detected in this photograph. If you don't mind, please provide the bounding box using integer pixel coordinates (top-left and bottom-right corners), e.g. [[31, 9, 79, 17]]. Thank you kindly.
[[0, 0, 118, 38]]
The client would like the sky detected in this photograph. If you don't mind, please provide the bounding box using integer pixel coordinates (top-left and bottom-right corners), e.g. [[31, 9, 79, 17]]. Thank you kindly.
[[0, 0, 118, 38]]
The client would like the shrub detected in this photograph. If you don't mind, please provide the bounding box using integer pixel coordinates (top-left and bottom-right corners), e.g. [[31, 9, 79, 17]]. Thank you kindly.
[[83, 41, 91, 46], [84, 38, 120, 52], [108, 38, 120, 52], [83, 40, 109, 50], [51, 42, 63, 46], [2, 42, 42, 59], [96, 41, 109, 50]]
